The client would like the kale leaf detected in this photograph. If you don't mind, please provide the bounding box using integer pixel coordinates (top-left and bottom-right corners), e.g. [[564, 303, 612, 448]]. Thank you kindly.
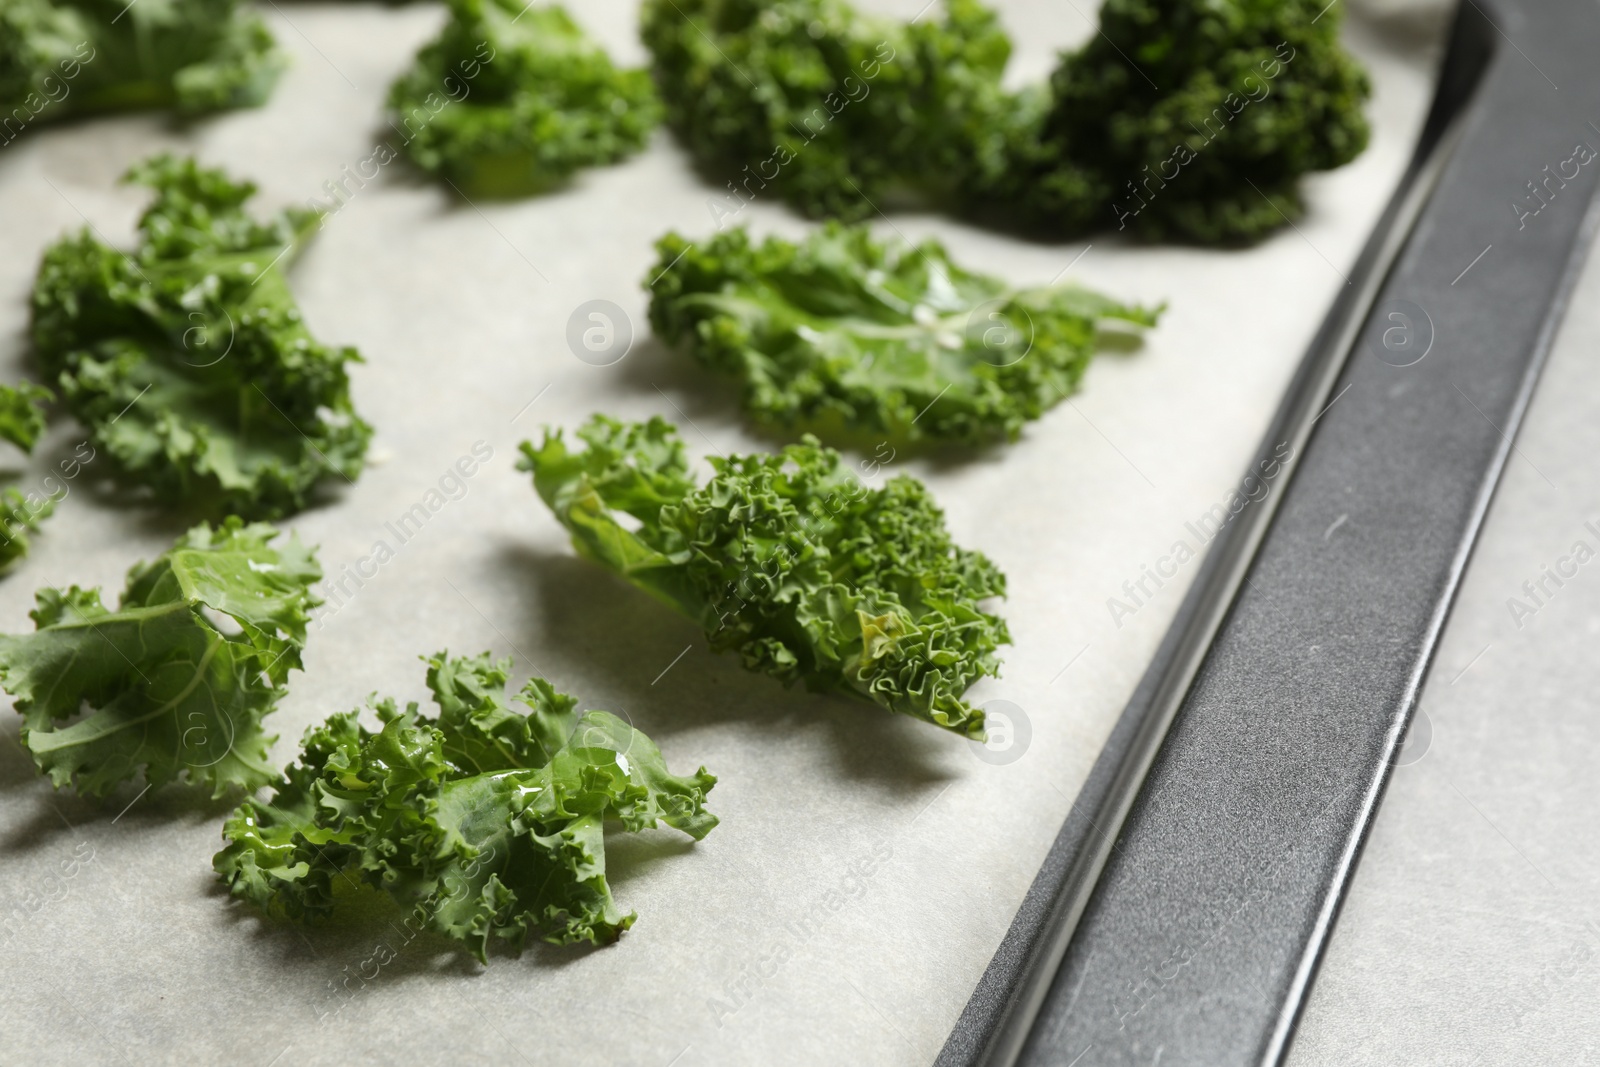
[[521, 416, 1008, 737], [0, 0, 282, 140], [0, 382, 51, 454], [389, 0, 659, 197], [649, 223, 1160, 445], [0, 488, 55, 575], [641, 0, 1010, 222], [970, 0, 1372, 243], [215, 652, 717, 958], [30, 155, 371, 520], [0, 384, 58, 571], [642, 0, 1368, 243], [0, 518, 321, 799]]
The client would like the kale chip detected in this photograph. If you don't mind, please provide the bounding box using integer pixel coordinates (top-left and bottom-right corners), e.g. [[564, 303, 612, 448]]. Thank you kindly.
[[30, 155, 371, 519], [0, 488, 55, 574], [522, 415, 1009, 737], [0, 0, 282, 141], [643, 0, 1369, 243], [971, 0, 1372, 242], [648, 223, 1160, 445], [0, 384, 57, 571], [389, 0, 660, 197], [0, 382, 51, 454], [216, 652, 717, 957], [642, 0, 1011, 222], [0, 519, 321, 798]]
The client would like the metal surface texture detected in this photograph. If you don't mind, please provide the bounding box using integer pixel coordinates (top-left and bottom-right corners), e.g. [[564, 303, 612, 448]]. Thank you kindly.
[[939, 0, 1600, 1063]]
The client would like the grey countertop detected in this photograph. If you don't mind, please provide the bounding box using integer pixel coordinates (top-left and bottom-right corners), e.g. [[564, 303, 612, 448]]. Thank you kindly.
[[1288, 158, 1600, 1067]]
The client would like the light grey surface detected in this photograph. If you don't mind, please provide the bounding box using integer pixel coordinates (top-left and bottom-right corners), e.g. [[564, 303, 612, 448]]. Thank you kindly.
[[1287, 150, 1600, 1066], [0, 5, 1439, 1066]]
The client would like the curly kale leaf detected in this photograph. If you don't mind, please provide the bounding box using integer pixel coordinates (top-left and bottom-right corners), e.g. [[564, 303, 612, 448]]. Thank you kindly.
[[0, 0, 282, 141], [0, 382, 52, 454], [215, 652, 717, 959], [0, 488, 55, 574], [648, 224, 1160, 445], [211, 708, 363, 926], [0, 382, 58, 570], [641, 0, 1367, 243], [0, 519, 321, 798], [641, 0, 1010, 222], [521, 416, 1008, 736], [972, 0, 1371, 243], [30, 155, 371, 520], [388, 0, 659, 197]]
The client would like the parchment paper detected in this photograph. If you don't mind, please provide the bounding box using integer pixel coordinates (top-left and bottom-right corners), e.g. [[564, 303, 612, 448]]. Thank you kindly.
[[0, 5, 1444, 1064]]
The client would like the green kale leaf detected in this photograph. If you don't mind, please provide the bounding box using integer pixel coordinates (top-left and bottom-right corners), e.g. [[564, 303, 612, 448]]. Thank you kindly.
[[0, 488, 55, 574], [648, 223, 1160, 445], [388, 0, 660, 197], [0, 383, 58, 571], [0, 382, 52, 454], [0, 0, 283, 141], [641, 0, 1011, 222], [0, 518, 321, 799], [30, 155, 372, 520], [521, 416, 1008, 737], [972, 0, 1372, 243], [642, 0, 1368, 243], [215, 651, 717, 958]]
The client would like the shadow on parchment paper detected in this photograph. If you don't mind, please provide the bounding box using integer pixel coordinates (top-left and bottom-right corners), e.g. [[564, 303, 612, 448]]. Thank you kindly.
[[204, 868, 608, 983], [613, 332, 744, 429], [605, 831, 699, 896], [0, 724, 105, 852], [493, 539, 960, 791]]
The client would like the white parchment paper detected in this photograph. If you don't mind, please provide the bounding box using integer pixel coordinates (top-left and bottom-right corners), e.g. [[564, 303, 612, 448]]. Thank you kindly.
[[0, 5, 1443, 1064]]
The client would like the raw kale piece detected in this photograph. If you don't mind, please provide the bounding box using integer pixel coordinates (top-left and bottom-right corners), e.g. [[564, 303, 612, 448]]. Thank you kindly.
[[0, 384, 57, 571], [215, 652, 717, 958], [0, 0, 282, 142], [642, 0, 1368, 243], [521, 416, 1008, 737], [971, 0, 1372, 242], [0, 382, 51, 454], [30, 155, 371, 519], [648, 223, 1160, 445], [641, 0, 1010, 222], [0, 519, 321, 798], [389, 0, 659, 197], [0, 489, 55, 574]]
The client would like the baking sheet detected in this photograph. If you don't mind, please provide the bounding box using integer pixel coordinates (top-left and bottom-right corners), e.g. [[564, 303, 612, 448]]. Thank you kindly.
[[0, 5, 1440, 1064]]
